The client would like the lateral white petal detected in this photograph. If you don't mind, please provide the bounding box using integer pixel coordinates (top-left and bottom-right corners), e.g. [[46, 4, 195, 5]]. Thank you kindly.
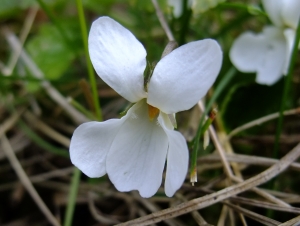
[[256, 27, 287, 85], [88, 16, 147, 102], [70, 119, 124, 178], [262, 0, 284, 27], [159, 114, 189, 197], [282, 0, 300, 29], [147, 39, 222, 114], [230, 31, 268, 73], [283, 29, 296, 74], [106, 100, 168, 198]]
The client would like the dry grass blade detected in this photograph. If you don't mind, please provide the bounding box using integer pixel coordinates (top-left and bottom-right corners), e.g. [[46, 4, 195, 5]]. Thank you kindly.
[[23, 111, 70, 148], [197, 101, 235, 180], [224, 201, 282, 226], [229, 196, 300, 214], [227, 108, 300, 139], [151, 0, 175, 41], [4, 31, 88, 125], [0, 135, 60, 226], [0, 108, 25, 138], [199, 153, 300, 171], [117, 142, 300, 225], [278, 215, 300, 226], [87, 192, 120, 225]]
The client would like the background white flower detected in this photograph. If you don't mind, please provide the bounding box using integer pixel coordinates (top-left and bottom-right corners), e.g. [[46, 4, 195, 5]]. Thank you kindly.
[[230, 0, 300, 85], [70, 16, 222, 198]]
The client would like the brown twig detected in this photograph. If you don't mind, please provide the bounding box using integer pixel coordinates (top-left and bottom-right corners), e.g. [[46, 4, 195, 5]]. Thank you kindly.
[[117, 142, 300, 225], [151, 0, 175, 41]]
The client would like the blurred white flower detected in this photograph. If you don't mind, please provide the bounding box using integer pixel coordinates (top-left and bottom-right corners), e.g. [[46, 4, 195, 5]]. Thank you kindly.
[[230, 0, 300, 85], [70, 16, 222, 198]]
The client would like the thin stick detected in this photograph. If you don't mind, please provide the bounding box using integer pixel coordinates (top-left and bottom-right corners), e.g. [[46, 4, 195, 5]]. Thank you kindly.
[[199, 153, 300, 171], [117, 142, 300, 225], [151, 0, 175, 41], [23, 111, 70, 148], [4, 31, 88, 124], [278, 214, 300, 226], [0, 135, 60, 226], [224, 202, 281, 226], [227, 108, 300, 139], [2, 5, 38, 75], [198, 101, 235, 180]]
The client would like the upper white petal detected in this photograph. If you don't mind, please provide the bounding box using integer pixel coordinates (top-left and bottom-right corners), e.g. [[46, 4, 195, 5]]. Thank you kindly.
[[230, 27, 287, 85], [230, 31, 269, 72], [159, 114, 189, 197], [262, 0, 285, 27], [282, 0, 300, 29], [88, 16, 147, 102], [106, 100, 168, 198], [147, 39, 222, 114], [70, 119, 124, 178]]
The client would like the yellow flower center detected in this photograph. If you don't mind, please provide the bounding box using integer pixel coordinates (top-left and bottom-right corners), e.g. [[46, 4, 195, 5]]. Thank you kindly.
[[148, 104, 160, 121]]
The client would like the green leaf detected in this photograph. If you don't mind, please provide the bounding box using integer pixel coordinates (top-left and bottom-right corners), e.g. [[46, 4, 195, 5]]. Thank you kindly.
[[26, 22, 77, 81], [192, 0, 226, 14]]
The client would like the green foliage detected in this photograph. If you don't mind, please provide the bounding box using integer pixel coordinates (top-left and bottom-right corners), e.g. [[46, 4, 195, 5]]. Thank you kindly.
[[25, 22, 78, 81], [193, 0, 226, 14]]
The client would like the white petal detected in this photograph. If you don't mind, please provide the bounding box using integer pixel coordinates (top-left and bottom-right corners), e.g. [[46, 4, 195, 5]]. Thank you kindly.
[[230, 31, 268, 72], [106, 100, 168, 198], [159, 114, 189, 197], [70, 119, 124, 178], [283, 29, 296, 74], [147, 39, 222, 114], [256, 27, 287, 85], [88, 16, 147, 102], [262, 0, 285, 27], [282, 0, 300, 29]]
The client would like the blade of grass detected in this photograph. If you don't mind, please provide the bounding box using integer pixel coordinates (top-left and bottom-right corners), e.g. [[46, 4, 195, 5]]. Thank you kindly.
[[63, 168, 81, 226], [268, 16, 300, 219], [190, 67, 236, 180], [273, 18, 300, 158], [18, 121, 69, 158], [63, 1, 103, 225], [76, 0, 102, 121]]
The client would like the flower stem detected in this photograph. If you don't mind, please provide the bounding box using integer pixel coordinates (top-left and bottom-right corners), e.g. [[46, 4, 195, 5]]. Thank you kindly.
[[63, 168, 81, 226], [76, 0, 103, 121], [273, 18, 300, 159], [63, 2, 103, 225], [190, 67, 236, 182], [179, 0, 192, 45]]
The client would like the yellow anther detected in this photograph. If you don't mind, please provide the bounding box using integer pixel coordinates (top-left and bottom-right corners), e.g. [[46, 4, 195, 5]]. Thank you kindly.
[[148, 104, 160, 121]]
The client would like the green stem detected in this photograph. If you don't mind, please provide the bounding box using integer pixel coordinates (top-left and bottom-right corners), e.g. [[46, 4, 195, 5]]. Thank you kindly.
[[63, 2, 104, 225], [63, 168, 81, 226], [190, 67, 236, 176], [76, 0, 103, 121], [179, 0, 192, 45], [273, 18, 300, 158]]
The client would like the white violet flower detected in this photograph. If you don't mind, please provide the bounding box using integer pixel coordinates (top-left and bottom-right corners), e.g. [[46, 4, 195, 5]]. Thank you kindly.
[[230, 0, 300, 85], [70, 16, 222, 198]]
